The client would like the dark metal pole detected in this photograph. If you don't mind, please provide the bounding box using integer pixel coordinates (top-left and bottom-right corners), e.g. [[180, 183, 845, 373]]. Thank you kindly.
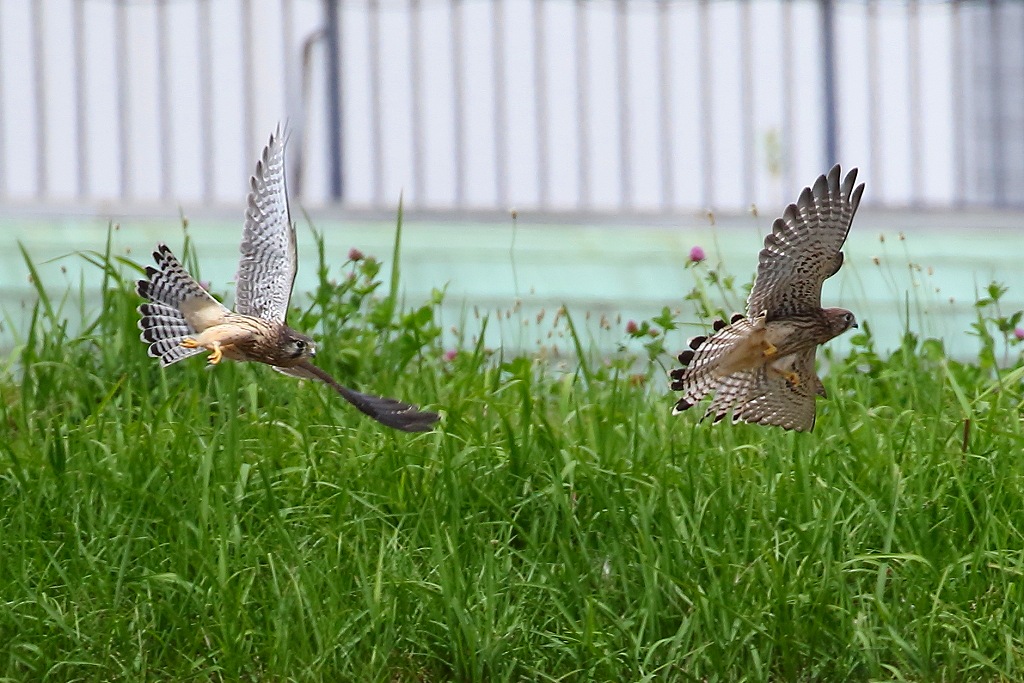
[[324, 0, 343, 201], [820, 0, 838, 166]]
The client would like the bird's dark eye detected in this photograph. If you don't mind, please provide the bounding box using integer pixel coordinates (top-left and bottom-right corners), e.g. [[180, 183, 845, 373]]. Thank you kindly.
[[295, 340, 305, 350]]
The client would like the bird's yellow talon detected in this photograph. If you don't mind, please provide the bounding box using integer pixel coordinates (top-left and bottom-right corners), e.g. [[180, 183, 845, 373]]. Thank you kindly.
[[207, 342, 223, 365], [180, 337, 199, 349], [762, 341, 778, 357], [783, 370, 800, 387]]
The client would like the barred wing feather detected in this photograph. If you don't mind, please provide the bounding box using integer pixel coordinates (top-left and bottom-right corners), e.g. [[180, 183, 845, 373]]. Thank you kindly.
[[235, 125, 297, 324]]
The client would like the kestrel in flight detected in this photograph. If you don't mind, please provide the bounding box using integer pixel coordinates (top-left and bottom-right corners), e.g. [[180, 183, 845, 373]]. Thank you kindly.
[[136, 126, 439, 432], [670, 165, 864, 432]]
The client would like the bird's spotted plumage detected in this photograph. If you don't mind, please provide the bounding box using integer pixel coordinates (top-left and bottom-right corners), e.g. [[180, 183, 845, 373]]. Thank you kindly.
[[670, 165, 863, 432], [136, 125, 439, 433]]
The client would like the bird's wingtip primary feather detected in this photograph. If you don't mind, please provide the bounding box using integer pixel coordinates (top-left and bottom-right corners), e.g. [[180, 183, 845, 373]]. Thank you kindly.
[[341, 389, 440, 432], [286, 360, 440, 433], [672, 398, 693, 415]]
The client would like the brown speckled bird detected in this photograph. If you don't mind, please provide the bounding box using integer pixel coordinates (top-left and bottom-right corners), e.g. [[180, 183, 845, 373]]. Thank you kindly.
[[670, 165, 864, 432], [136, 126, 439, 433]]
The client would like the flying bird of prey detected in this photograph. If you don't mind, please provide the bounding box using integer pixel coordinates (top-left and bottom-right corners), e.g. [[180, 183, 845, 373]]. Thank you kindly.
[[670, 165, 864, 432], [136, 126, 439, 432]]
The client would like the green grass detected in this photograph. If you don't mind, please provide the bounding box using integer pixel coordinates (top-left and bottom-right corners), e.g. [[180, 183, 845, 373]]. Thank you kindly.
[[3, 221, 1024, 682]]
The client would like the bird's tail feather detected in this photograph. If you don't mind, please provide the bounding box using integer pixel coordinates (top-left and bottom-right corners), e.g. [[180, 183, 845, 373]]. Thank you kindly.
[[137, 302, 203, 366], [139, 330, 204, 367], [135, 245, 212, 366], [670, 312, 749, 414], [136, 244, 212, 310]]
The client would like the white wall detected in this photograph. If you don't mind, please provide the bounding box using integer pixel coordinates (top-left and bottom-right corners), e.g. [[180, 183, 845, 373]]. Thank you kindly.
[[0, 0, 1003, 215]]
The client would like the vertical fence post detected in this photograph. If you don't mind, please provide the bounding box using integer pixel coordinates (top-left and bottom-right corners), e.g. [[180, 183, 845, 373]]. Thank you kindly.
[[697, 0, 713, 207], [575, 0, 590, 209], [451, 0, 465, 207], [368, 0, 383, 206], [73, 0, 88, 199], [907, 0, 922, 205], [532, 0, 548, 209], [988, 0, 1005, 206], [409, 0, 425, 204], [324, 0, 343, 201], [115, 0, 131, 200], [950, 0, 965, 207], [615, 0, 631, 210], [30, 1, 48, 198], [656, 0, 672, 211], [820, 0, 838, 166], [493, 0, 508, 208]]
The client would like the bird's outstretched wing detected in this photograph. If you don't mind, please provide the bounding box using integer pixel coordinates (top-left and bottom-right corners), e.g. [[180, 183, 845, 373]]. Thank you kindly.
[[276, 362, 440, 433], [235, 124, 297, 324], [746, 165, 864, 319]]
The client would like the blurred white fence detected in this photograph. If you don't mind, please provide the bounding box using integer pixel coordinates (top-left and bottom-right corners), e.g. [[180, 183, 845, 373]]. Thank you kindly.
[[0, 0, 1021, 216]]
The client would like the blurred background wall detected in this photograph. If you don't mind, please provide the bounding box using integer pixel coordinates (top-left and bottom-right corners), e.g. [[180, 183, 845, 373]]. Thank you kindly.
[[1, 0, 1022, 218], [2, 0, 1024, 361]]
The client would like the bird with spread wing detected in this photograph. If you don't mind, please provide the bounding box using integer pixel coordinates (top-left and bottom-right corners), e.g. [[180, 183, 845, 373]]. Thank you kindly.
[[670, 165, 864, 432], [136, 126, 439, 433]]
